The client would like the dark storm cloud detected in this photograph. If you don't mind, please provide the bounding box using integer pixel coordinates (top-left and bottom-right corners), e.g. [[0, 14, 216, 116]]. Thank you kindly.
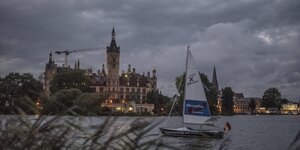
[[0, 0, 299, 100]]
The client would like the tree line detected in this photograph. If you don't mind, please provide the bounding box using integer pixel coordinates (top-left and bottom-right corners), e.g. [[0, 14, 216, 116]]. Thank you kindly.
[[0, 71, 104, 115], [0, 70, 287, 115], [174, 73, 286, 115], [0, 70, 170, 115]]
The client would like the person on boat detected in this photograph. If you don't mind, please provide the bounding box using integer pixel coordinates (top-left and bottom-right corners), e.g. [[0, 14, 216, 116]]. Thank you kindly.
[[224, 122, 231, 131]]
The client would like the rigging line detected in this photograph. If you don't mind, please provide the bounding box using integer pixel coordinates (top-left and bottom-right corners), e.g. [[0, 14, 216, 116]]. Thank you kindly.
[[162, 73, 184, 128]]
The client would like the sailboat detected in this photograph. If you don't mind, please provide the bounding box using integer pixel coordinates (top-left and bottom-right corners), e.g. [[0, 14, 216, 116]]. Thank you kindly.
[[159, 46, 224, 138]]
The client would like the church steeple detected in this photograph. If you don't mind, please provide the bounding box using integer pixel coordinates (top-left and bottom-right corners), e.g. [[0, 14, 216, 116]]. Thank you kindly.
[[212, 65, 219, 91], [77, 59, 80, 69]]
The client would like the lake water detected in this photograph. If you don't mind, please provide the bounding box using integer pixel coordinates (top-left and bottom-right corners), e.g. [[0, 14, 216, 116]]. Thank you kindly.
[[155, 115, 300, 150], [74, 115, 300, 150], [1, 115, 299, 150]]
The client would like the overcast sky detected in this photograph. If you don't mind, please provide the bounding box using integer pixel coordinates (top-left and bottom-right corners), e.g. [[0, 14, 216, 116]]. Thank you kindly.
[[0, 0, 299, 101]]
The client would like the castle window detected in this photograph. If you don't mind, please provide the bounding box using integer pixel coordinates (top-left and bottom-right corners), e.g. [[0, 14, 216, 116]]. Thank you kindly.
[[100, 87, 103, 92], [120, 88, 124, 92], [126, 88, 129, 93], [142, 88, 146, 94], [137, 88, 140, 93], [142, 95, 146, 100], [113, 64, 115, 68], [113, 58, 115, 63]]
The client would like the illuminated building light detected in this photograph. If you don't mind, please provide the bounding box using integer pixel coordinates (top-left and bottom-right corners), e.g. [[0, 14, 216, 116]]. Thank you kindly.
[[129, 106, 133, 111]]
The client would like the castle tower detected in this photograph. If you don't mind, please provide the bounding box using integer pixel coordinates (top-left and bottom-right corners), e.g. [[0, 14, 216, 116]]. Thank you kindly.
[[106, 27, 120, 100], [44, 52, 57, 95], [152, 65, 157, 90]]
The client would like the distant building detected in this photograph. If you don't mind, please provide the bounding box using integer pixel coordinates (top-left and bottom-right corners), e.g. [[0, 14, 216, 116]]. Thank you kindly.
[[233, 93, 244, 99], [233, 97, 260, 114], [102, 101, 154, 114], [281, 102, 298, 115]]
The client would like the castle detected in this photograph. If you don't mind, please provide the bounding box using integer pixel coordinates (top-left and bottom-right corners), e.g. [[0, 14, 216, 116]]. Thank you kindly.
[[44, 27, 157, 105], [89, 27, 157, 103]]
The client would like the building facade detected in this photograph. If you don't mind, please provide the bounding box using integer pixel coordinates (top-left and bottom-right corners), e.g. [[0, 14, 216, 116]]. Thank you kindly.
[[232, 93, 261, 114], [89, 28, 157, 104]]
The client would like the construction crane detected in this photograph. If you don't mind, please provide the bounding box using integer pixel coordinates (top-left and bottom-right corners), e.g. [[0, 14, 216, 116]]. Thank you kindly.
[[54, 47, 103, 67]]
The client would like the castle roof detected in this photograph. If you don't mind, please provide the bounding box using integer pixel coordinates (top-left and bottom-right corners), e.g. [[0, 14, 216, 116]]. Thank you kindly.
[[107, 27, 120, 53]]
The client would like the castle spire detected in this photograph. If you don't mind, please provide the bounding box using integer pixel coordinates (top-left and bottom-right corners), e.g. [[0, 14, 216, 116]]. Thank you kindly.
[[77, 59, 80, 69], [128, 64, 131, 73], [48, 52, 52, 64], [152, 65, 156, 78], [212, 65, 219, 91], [102, 64, 106, 76], [112, 26, 115, 40]]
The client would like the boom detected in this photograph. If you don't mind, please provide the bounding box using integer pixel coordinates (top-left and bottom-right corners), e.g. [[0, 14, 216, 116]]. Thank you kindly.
[[54, 47, 103, 67]]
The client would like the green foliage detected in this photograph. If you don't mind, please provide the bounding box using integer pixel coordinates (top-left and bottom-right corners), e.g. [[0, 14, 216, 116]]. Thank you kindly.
[[200, 73, 218, 115], [42, 88, 103, 115], [174, 72, 219, 115], [50, 69, 92, 93], [0, 73, 43, 114], [74, 93, 103, 115], [262, 88, 281, 109], [221, 87, 234, 115], [175, 73, 185, 115], [146, 90, 170, 115]]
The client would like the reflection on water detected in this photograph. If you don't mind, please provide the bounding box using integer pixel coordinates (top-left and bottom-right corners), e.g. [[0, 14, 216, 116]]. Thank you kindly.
[[161, 137, 222, 150]]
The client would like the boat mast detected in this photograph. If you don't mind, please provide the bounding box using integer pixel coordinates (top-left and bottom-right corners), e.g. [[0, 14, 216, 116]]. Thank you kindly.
[[182, 45, 190, 126]]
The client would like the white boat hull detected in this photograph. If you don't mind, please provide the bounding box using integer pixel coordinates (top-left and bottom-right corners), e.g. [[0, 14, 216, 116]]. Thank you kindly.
[[159, 127, 223, 138]]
